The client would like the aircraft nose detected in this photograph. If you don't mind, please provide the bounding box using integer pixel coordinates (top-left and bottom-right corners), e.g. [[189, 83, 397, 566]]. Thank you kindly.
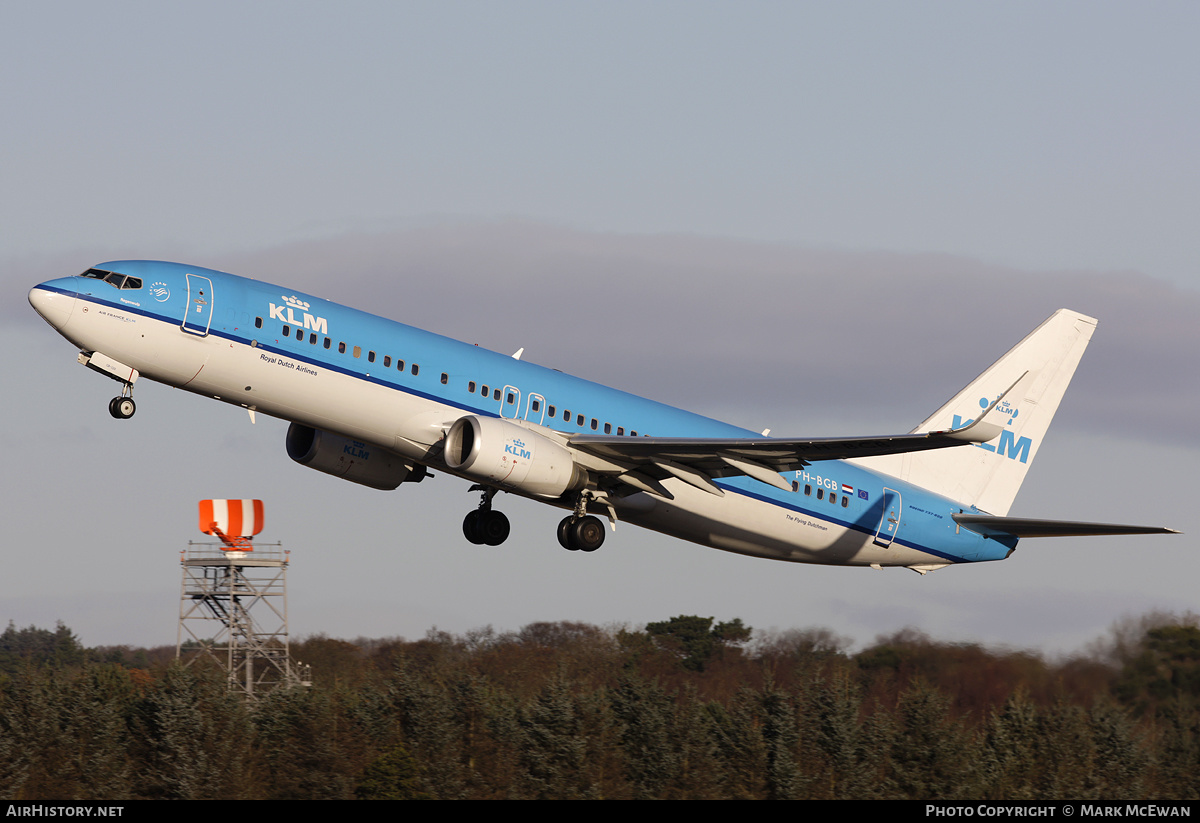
[[28, 285, 76, 331]]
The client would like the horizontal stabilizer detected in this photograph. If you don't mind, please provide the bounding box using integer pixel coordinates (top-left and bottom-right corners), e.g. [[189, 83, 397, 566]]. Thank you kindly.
[[953, 514, 1180, 539]]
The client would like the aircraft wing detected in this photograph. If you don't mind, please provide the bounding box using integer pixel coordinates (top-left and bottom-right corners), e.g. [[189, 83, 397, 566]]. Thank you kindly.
[[567, 417, 1005, 498], [952, 514, 1180, 539], [563, 377, 1019, 498]]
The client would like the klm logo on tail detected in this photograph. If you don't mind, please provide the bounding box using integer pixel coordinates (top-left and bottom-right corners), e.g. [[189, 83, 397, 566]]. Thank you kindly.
[[953, 396, 1032, 464]]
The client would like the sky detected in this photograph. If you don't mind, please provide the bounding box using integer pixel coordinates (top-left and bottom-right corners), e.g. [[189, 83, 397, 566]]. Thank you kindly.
[[2, 2, 1197, 657]]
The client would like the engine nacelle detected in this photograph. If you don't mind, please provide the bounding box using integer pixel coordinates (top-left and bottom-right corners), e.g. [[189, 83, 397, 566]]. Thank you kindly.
[[286, 423, 426, 491], [443, 415, 585, 498]]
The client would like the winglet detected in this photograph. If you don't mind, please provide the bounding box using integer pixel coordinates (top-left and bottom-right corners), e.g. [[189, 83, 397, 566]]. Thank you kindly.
[[935, 371, 1029, 443]]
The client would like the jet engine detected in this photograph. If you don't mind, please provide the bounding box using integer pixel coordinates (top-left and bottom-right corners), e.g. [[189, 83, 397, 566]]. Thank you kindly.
[[443, 415, 585, 498], [286, 423, 426, 490]]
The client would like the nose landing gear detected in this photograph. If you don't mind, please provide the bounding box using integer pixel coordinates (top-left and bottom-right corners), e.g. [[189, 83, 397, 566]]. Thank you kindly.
[[108, 388, 136, 419]]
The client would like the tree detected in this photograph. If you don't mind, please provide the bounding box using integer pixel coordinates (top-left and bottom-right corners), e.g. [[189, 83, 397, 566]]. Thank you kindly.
[[0, 622, 87, 674], [1115, 623, 1200, 715], [645, 616, 752, 672], [128, 665, 252, 799], [355, 744, 429, 800]]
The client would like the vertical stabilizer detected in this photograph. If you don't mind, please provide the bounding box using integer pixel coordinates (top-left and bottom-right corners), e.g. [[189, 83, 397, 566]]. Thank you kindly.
[[851, 309, 1097, 515]]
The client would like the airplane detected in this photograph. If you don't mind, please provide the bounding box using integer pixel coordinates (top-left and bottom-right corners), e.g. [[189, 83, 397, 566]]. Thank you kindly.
[[28, 261, 1176, 573]]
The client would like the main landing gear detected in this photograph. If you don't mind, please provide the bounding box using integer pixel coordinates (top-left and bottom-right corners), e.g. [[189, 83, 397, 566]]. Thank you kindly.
[[460, 486, 608, 552], [463, 485, 511, 546], [557, 491, 605, 552], [557, 515, 605, 552], [108, 387, 136, 419]]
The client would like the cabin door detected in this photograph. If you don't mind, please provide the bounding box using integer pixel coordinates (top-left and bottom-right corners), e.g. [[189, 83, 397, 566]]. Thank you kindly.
[[873, 488, 903, 548], [181, 274, 214, 336]]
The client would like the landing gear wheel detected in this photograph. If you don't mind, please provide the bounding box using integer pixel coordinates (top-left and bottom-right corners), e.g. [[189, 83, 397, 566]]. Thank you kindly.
[[570, 515, 605, 552], [558, 515, 605, 552], [463, 510, 486, 544], [558, 517, 577, 550], [464, 508, 510, 546], [480, 510, 510, 546], [109, 396, 136, 419]]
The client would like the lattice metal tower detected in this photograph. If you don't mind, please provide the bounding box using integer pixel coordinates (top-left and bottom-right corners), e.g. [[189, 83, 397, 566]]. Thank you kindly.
[[177, 500, 310, 699]]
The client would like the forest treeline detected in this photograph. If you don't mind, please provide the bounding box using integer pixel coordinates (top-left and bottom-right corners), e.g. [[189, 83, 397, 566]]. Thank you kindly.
[[1, 612, 1198, 800]]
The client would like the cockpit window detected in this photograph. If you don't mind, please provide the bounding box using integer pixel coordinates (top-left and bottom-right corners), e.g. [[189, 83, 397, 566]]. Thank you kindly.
[[78, 268, 142, 290]]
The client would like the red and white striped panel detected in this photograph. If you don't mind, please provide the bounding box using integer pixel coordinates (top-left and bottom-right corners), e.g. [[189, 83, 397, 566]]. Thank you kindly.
[[198, 499, 265, 538]]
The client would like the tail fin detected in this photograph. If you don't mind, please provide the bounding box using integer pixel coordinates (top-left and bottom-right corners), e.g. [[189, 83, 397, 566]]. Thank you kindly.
[[851, 309, 1097, 515]]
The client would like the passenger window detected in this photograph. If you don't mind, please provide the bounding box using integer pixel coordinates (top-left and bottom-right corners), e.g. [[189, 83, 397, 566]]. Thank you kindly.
[[604, 422, 611, 434], [576, 414, 584, 426], [384, 355, 392, 367], [591, 419, 598, 430], [309, 333, 317, 344], [469, 381, 476, 393], [296, 328, 303, 339], [255, 317, 262, 329], [368, 351, 376, 363], [353, 346, 361, 358], [283, 325, 290, 336], [842, 495, 849, 508], [338, 342, 346, 354], [324, 338, 331, 349], [482, 384, 489, 397], [442, 373, 449, 385], [506, 392, 514, 404], [531, 399, 541, 412], [817, 488, 824, 500], [617, 427, 624, 436], [548, 405, 556, 417], [493, 389, 500, 401], [411, 364, 419, 375], [397, 360, 404, 371]]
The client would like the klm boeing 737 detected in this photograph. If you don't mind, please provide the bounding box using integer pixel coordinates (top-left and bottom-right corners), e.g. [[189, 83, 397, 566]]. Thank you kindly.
[[28, 261, 1176, 572]]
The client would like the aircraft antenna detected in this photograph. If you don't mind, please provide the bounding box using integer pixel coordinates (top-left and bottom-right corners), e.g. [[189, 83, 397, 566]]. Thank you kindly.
[[176, 499, 311, 699]]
